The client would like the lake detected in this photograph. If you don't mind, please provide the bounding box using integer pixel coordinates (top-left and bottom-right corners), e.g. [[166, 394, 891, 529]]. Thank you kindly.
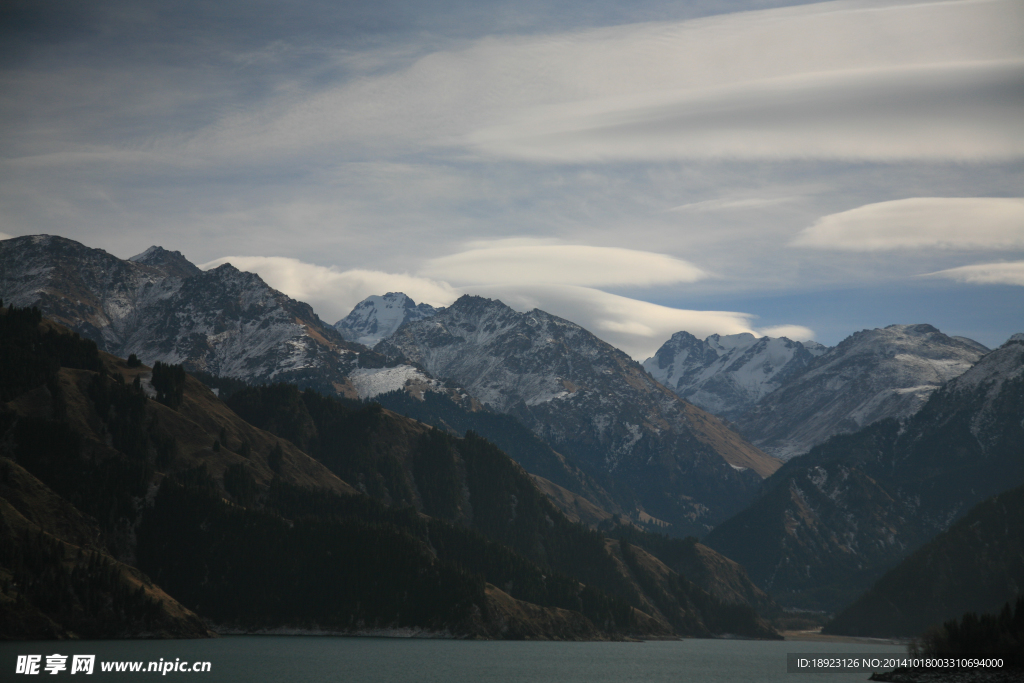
[[1, 637, 905, 682]]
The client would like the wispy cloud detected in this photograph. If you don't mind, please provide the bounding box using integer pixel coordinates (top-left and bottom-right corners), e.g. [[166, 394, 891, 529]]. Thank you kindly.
[[922, 261, 1024, 287], [4, 0, 1022, 349], [466, 60, 1024, 162], [666, 197, 797, 213], [42, 0, 1017, 168], [793, 197, 1024, 250]]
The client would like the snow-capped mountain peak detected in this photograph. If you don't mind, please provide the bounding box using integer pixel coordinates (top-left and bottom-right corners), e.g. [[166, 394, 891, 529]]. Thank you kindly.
[[643, 330, 828, 421], [736, 323, 990, 460], [334, 292, 437, 347]]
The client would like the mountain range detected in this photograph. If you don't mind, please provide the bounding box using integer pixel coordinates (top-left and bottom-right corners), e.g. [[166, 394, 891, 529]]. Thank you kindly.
[[1, 236, 781, 537], [703, 334, 1024, 611], [643, 325, 988, 462], [2, 233, 1020, 641], [733, 324, 989, 460]]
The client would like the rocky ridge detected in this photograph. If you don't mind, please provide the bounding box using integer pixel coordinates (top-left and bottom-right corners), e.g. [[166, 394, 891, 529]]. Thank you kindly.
[[0, 235, 364, 396], [643, 331, 828, 421]]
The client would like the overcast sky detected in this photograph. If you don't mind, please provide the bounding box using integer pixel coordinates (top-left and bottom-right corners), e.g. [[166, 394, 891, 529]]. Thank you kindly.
[[2, 0, 1022, 358]]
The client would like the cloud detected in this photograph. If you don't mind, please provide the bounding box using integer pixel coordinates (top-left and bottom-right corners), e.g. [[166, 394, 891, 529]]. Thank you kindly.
[[922, 261, 1024, 287], [0, 232, 14, 241], [74, 0, 1019, 167], [667, 197, 796, 213], [792, 197, 1024, 250], [466, 60, 1024, 162], [198, 256, 459, 324], [420, 240, 707, 287]]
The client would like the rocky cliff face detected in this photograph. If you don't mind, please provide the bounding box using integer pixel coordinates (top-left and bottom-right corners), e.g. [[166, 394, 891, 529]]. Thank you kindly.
[[376, 295, 781, 536], [643, 331, 828, 422], [734, 324, 988, 460], [0, 235, 362, 395]]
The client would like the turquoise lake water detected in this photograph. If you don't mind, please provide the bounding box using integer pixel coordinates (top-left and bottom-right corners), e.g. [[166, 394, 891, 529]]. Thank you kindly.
[[1, 636, 905, 682]]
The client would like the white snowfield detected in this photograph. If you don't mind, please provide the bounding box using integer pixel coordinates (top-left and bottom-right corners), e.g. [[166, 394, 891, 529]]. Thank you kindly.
[[348, 365, 439, 399]]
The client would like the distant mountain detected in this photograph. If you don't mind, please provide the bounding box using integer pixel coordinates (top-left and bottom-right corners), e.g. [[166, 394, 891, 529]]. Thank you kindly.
[[735, 324, 988, 460], [0, 235, 364, 396], [643, 331, 828, 421], [824, 481, 1024, 638], [376, 295, 781, 536], [704, 334, 1024, 612], [335, 292, 437, 347]]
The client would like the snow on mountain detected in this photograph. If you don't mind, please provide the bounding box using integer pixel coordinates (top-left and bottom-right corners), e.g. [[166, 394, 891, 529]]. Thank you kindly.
[[735, 323, 989, 460], [347, 365, 440, 399], [643, 331, 828, 421], [376, 295, 781, 535], [941, 333, 1023, 404], [334, 292, 437, 347], [0, 235, 361, 395]]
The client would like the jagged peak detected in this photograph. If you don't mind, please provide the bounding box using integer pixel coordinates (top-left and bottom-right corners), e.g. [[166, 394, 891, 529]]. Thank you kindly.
[[884, 323, 942, 336], [451, 294, 503, 308], [129, 245, 202, 278], [669, 330, 701, 343]]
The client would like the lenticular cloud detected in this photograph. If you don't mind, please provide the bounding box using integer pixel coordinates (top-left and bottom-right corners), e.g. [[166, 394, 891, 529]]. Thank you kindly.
[[420, 242, 707, 288], [793, 198, 1024, 251]]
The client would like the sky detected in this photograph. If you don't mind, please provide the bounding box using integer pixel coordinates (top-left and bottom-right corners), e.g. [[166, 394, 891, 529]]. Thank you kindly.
[[1, 0, 1022, 359]]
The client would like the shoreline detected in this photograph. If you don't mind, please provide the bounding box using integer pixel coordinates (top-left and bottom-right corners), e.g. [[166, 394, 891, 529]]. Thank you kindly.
[[782, 629, 907, 646]]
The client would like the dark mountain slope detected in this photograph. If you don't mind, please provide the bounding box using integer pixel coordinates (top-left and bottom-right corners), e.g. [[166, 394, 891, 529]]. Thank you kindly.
[[825, 482, 1024, 638], [225, 382, 779, 638], [372, 388, 619, 514]]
